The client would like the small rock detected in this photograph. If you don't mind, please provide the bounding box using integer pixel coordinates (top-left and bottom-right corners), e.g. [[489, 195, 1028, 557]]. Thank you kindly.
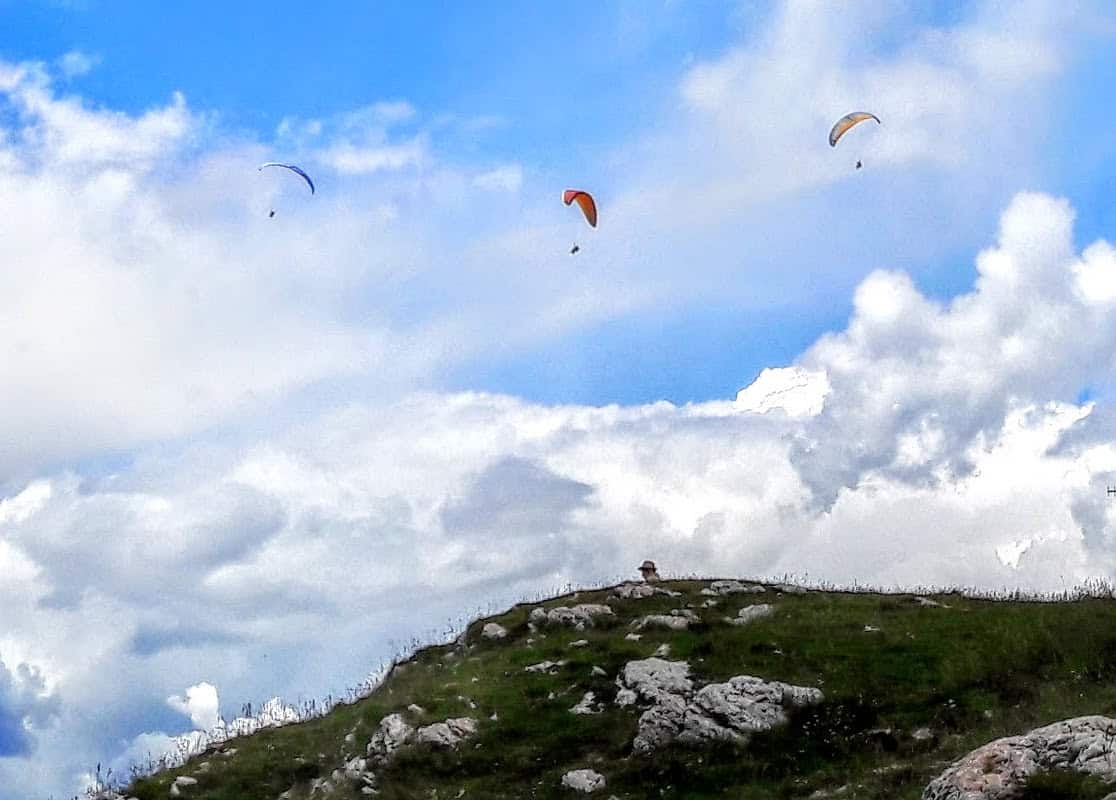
[[615, 687, 638, 706], [413, 717, 478, 749], [562, 768, 607, 793], [366, 713, 414, 761], [407, 703, 426, 715], [525, 660, 568, 674], [700, 580, 765, 596], [569, 639, 589, 648], [773, 583, 808, 594], [590, 666, 607, 677], [653, 644, 671, 657], [613, 582, 681, 599], [624, 633, 642, 641], [727, 603, 775, 626], [530, 604, 615, 630], [863, 625, 881, 632], [570, 691, 600, 715], [173, 777, 198, 788], [634, 614, 691, 631], [481, 623, 508, 640]]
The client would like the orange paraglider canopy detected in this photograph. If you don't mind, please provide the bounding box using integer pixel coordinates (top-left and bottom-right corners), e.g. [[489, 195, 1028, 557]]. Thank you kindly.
[[563, 189, 598, 228]]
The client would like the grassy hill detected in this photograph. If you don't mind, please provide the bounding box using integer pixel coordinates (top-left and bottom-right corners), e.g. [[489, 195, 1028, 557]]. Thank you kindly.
[[112, 578, 1116, 800]]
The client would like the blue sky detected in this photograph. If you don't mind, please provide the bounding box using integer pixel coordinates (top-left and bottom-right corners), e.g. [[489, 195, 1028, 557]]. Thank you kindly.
[[4, 2, 1116, 798]]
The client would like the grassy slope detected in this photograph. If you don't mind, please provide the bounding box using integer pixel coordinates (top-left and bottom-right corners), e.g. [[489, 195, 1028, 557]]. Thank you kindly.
[[122, 580, 1116, 800]]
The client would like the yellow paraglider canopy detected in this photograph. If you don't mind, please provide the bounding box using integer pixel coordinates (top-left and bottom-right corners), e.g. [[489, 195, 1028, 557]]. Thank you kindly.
[[828, 112, 880, 147]]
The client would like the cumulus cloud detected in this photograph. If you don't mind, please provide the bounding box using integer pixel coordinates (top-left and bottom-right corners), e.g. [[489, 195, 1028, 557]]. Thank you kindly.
[[1, 3, 1115, 798], [0, 656, 59, 756], [4, 190, 1116, 799], [166, 681, 219, 731], [794, 192, 1116, 506]]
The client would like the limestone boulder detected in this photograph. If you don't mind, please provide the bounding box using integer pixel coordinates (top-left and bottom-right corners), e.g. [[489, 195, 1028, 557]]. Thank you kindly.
[[923, 716, 1116, 800], [481, 623, 508, 640], [413, 717, 478, 749], [562, 768, 607, 793], [530, 604, 615, 630], [700, 580, 766, 596]]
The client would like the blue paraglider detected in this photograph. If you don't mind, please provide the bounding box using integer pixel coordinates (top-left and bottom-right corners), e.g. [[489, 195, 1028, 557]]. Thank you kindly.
[[258, 162, 316, 194]]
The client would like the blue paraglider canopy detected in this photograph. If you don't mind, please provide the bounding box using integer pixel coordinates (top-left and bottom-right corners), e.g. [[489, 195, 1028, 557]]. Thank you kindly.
[[258, 162, 315, 194]]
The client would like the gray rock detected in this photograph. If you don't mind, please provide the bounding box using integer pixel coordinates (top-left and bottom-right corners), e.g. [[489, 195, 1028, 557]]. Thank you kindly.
[[366, 713, 414, 761], [914, 596, 950, 608], [590, 666, 607, 677], [634, 613, 693, 631], [614, 687, 638, 706], [618, 657, 823, 754], [343, 755, 369, 779], [773, 583, 808, 594], [570, 691, 600, 715], [406, 703, 425, 715], [569, 639, 590, 648], [481, 623, 508, 640], [653, 644, 671, 657], [525, 659, 568, 674], [923, 716, 1116, 800], [562, 768, 607, 793], [413, 717, 478, 749], [700, 580, 766, 596], [727, 603, 775, 626], [624, 633, 642, 641], [613, 582, 681, 600], [619, 658, 694, 701], [529, 604, 615, 630]]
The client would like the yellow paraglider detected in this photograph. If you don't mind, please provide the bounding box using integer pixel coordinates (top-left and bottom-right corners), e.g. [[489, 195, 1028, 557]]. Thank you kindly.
[[828, 112, 880, 147]]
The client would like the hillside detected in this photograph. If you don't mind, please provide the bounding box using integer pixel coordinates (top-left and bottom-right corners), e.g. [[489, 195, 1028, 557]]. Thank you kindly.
[[108, 578, 1116, 800]]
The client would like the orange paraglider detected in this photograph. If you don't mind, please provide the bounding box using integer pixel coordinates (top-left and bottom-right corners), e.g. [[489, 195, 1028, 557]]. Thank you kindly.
[[562, 189, 597, 228]]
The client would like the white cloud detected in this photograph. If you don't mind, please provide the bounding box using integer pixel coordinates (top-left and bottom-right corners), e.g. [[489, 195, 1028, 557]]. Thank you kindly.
[[472, 164, 523, 193], [319, 138, 427, 174], [56, 50, 99, 79], [1, 3, 1115, 797], [166, 682, 219, 731], [4, 191, 1116, 798]]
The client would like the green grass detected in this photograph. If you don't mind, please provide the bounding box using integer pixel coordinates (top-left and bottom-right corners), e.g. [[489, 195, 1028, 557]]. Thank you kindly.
[[115, 580, 1116, 800]]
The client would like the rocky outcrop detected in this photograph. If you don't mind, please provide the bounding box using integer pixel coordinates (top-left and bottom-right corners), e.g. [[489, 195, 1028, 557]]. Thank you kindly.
[[562, 768, 607, 793], [700, 580, 766, 596], [633, 609, 701, 631], [618, 657, 694, 701], [530, 604, 615, 630], [169, 776, 197, 797], [481, 623, 508, 640], [923, 716, 1116, 800], [366, 713, 414, 763], [570, 691, 601, 715], [613, 582, 681, 600], [725, 603, 775, 626], [413, 717, 478, 749], [614, 658, 823, 754]]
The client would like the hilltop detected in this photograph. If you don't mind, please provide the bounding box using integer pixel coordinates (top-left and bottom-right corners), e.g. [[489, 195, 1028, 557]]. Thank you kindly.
[[101, 577, 1116, 800]]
